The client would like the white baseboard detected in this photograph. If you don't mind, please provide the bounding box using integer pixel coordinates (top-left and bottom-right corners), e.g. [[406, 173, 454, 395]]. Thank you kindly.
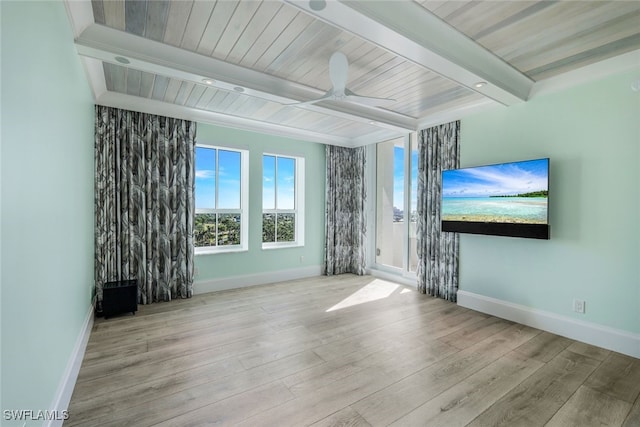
[[194, 265, 324, 295], [46, 298, 95, 427], [457, 290, 640, 359]]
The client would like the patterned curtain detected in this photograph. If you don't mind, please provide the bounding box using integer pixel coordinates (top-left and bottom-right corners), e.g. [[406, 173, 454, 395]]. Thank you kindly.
[[416, 121, 460, 301], [324, 145, 367, 275], [94, 105, 196, 306]]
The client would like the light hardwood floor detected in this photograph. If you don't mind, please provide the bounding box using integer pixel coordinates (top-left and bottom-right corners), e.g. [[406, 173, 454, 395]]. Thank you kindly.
[[67, 274, 640, 426]]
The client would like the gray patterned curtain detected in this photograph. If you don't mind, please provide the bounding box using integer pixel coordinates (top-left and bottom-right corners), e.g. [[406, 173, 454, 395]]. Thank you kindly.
[[324, 145, 366, 275], [416, 121, 460, 301], [94, 105, 196, 306]]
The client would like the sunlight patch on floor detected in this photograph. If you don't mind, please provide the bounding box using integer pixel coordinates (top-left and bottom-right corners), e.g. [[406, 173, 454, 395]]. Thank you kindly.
[[326, 279, 400, 312], [400, 288, 413, 294]]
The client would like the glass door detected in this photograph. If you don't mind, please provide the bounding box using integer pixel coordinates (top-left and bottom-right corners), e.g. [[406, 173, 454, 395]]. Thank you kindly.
[[375, 134, 418, 275], [375, 138, 405, 269]]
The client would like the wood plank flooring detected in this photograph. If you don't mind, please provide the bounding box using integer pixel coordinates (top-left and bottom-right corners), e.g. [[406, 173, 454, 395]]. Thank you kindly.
[[67, 274, 640, 426]]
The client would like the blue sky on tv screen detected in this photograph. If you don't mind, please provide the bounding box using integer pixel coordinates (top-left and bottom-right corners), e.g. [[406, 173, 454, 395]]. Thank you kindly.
[[442, 158, 548, 198]]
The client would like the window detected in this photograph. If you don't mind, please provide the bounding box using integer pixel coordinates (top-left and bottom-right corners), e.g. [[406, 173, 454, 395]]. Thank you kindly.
[[195, 145, 248, 253], [262, 154, 305, 248]]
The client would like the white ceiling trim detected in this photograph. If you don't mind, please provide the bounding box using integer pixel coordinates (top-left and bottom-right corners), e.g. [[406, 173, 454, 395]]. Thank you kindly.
[[284, 0, 534, 106], [351, 128, 411, 148], [80, 56, 107, 101], [62, 0, 93, 39], [97, 92, 356, 147], [530, 49, 640, 99], [64, 0, 108, 101], [74, 24, 416, 134], [416, 97, 498, 132], [413, 50, 640, 130]]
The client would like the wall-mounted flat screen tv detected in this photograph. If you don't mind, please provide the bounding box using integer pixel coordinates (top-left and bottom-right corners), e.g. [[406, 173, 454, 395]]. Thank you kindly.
[[442, 158, 550, 239]]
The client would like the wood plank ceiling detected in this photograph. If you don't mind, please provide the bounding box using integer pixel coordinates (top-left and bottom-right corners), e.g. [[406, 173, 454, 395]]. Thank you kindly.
[[418, 0, 640, 80], [68, 0, 640, 146]]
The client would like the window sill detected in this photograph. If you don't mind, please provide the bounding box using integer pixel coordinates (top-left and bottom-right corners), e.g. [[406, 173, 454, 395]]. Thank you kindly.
[[195, 247, 248, 256], [262, 242, 304, 250]]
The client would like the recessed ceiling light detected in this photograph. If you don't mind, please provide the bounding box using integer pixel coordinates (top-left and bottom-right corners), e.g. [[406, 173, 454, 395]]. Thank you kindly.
[[234, 86, 245, 93], [202, 78, 215, 85], [369, 121, 377, 125], [474, 81, 487, 88], [115, 56, 130, 64], [309, 0, 327, 11]]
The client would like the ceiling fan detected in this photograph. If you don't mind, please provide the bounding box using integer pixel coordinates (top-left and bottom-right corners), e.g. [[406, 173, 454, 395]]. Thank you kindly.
[[289, 52, 396, 107]]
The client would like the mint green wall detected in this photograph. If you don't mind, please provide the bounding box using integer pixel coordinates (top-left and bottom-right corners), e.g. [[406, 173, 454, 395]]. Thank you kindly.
[[460, 69, 640, 334], [1, 0, 94, 421], [194, 124, 326, 283]]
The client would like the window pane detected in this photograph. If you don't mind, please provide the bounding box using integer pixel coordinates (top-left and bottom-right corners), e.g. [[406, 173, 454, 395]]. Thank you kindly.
[[394, 145, 405, 221], [277, 213, 295, 242], [263, 155, 276, 210], [262, 213, 275, 243], [217, 213, 241, 246], [277, 157, 295, 210], [218, 150, 241, 209], [195, 147, 216, 209], [409, 137, 418, 272], [195, 213, 216, 247]]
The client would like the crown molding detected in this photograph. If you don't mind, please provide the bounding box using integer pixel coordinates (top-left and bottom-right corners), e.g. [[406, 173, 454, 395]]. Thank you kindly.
[[531, 49, 640, 98], [96, 92, 356, 147]]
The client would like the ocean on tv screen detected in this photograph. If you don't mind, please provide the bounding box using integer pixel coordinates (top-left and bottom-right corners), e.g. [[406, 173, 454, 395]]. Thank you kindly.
[[442, 158, 549, 224]]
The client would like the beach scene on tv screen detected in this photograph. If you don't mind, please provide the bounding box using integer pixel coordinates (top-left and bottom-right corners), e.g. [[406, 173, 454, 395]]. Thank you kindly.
[[442, 159, 548, 224]]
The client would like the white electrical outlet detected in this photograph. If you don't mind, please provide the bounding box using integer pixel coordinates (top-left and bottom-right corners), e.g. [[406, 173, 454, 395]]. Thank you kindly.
[[573, 299, 585, 314]]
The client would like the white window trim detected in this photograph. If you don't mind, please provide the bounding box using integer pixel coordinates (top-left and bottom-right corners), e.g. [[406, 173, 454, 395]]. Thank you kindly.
[[195, 144, 249, 255], [262, 153, 305, 249]]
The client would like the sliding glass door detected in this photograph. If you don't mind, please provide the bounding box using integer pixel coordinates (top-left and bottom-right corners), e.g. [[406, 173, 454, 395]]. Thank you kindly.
[[375, 134, 418, 276]]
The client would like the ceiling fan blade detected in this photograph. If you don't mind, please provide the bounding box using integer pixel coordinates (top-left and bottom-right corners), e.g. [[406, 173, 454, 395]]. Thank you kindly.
[[329, 52, 349, 93], [284, 52, 395, 108], [288, 98, 321, 107], [344, 89, 396, 106], [286, 90, 334, 107]]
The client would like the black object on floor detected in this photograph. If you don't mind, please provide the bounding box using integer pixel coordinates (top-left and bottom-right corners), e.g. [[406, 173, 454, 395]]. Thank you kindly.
[[102, 280, 138, 319]]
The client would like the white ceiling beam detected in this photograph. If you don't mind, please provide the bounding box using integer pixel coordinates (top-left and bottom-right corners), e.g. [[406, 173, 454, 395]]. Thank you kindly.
[[97, 92, 357, 147], [283, 0, 534, 106], [74, 23, 416, 133]]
